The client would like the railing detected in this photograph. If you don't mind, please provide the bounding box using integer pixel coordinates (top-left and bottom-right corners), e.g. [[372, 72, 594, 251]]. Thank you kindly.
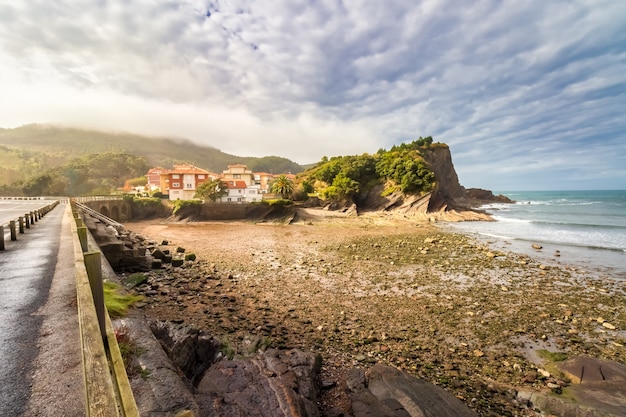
[[69, 203, 139, 417], [74, 196, 124, 202], [0, 200, 60, 251]]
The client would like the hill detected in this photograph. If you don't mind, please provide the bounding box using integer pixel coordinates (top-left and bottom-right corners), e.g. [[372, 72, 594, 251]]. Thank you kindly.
[[0, 124, 303, 185]]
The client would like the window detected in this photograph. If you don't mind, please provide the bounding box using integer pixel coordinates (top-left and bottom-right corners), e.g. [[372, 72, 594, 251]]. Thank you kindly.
[[249, 190, 256, 194], [238, 189, 242, 194], [227, 198, 232, 202], [172, 174, 180, 179], [234, 174, 241, 179], [186, 183, 193, 189], [172, 182, 180, 188], [198, 175, 205, 179]]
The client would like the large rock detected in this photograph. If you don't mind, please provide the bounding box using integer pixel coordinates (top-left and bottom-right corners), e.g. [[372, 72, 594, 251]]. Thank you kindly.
[[517, 356, 626, 417], [347, 365, 477, 417], [150, 321, 221, 387], [195, 349, 322, 417]]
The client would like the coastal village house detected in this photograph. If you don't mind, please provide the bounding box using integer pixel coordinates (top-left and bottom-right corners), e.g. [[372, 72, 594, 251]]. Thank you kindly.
[[164, 163, 216, 201], [219, 164, 262, 203], [149, 163, 291, 202], [146, 167, 167, 192]]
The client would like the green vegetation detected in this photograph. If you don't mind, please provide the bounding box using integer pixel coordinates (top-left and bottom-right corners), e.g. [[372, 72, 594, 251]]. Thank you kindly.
[[104, 281, 143, 318], [129, 197, 163, 209], [302, 137, 438, 201], [171, 199, 202, 215], [0, 124, 304, 188], [184, 253, 197, 261], [6, 151, 149, 196], [270, 174, 295, 199], [194, 177, 228, 202], [258, 198, 293, 206]]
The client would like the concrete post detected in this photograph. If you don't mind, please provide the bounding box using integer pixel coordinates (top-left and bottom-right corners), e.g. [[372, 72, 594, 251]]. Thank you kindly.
[[31, 211, 36, 223], [19, 217, 25, 234], [10, 220, 17, 241], [0, 225, 4, 251], [25, 213, 30, 229], [84, 251, 106, 342]]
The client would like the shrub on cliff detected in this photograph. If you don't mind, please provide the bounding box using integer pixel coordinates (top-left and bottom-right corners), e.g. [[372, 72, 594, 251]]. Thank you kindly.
[[302, 138, 437, 202]]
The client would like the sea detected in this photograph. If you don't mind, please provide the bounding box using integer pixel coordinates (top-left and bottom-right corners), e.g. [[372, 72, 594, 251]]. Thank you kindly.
[[450, 190, 626, 279]]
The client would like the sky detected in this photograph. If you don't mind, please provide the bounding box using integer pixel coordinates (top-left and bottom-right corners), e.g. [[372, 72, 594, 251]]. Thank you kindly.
[[1, 1, 625, 191]]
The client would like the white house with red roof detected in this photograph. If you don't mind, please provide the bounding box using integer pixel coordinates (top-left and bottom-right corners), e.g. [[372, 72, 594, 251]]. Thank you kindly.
[[219, 164, 262, 202], [219, 179, 262, 203]]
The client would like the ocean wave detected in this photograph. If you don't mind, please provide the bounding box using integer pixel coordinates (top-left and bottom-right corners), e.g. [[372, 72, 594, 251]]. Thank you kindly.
[[528, 220, 626, 230], [491, 215, 531, 223]]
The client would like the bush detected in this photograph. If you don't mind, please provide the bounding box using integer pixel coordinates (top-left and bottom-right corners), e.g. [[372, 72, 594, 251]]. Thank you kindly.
[[171, 199, 202, 215]]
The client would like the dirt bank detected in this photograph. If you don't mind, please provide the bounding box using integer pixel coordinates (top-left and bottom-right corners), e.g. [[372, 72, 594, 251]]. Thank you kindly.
[[123, 209, 626, 416]]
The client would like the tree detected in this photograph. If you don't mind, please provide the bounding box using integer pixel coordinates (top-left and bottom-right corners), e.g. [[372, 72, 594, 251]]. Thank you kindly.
[[194, 177, 228, 202], [300, 179, 314, 194], [271, 174, 294, 199]]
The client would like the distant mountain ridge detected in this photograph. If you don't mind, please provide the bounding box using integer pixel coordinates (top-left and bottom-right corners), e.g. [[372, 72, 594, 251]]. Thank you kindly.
[[0, 124, 304, 185]]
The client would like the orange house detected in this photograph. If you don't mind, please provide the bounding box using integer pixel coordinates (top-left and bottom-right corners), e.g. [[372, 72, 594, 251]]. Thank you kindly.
[[165, 163, 213, 200]]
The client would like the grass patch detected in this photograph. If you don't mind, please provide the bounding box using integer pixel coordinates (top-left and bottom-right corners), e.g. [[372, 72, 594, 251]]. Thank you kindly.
[[104, 281, 143, 318]]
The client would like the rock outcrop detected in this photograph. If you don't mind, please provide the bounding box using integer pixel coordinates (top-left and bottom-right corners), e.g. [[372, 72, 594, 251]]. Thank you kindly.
[[347, 365, 477, 417], [195, 349, 322, 417], [355, 145, 512, 219]]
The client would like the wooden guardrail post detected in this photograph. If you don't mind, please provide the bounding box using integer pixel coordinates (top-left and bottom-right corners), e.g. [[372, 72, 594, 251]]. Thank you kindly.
[[77, 226, 88, 252], [19, 217, 25, 234], [25, 213, 30, 229], [0, 225, 4, 251], [10, 220, 17, 241], [84, 251, 106, 342]]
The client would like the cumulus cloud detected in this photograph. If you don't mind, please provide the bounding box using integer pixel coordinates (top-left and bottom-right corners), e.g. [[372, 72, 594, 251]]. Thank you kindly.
[[0, 0, 624, 189]]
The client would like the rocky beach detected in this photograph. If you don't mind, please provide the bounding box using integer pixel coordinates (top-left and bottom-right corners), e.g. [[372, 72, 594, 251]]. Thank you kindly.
[[120, 208, 626, 416]]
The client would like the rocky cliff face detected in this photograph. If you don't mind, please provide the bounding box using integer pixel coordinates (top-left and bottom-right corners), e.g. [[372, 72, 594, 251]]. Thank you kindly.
[[420, 146, 466, 201], [356, 145, 512, 219]]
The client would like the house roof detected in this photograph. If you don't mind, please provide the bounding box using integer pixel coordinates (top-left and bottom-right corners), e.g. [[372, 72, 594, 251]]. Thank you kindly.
[[222, 180, 248, 189], [168, 163, 210, 174]]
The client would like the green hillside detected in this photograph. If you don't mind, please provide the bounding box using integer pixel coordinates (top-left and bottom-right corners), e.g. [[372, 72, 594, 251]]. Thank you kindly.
[[0, 124, 303, 184]]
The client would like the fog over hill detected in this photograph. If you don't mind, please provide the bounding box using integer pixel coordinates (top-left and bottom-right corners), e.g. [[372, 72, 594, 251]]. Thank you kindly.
[[0, 124, 304, 182]]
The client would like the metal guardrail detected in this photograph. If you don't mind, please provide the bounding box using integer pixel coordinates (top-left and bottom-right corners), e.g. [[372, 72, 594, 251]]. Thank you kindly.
[[73, 201, 125, 230], [0, 200, 60, 251], [69, 203, 139, 417]]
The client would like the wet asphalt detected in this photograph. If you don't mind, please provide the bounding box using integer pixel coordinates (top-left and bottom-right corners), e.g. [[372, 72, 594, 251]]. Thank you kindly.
[[0, 201, 64, 416]]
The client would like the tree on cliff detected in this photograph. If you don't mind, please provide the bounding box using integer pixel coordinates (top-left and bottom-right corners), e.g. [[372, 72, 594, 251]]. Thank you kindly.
[[271, 174, 294, 199], [194, 178, 228, 202]]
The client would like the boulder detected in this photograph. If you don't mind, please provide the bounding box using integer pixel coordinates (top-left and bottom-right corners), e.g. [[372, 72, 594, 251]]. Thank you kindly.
[[348, 364, 477, 417], [150, 321, 221, 387], [195, 349, 322, 417]]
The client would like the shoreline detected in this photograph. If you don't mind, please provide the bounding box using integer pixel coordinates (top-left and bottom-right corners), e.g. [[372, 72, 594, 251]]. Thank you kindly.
[[121, 213, 626, 416], [446, 222, 626, 281]]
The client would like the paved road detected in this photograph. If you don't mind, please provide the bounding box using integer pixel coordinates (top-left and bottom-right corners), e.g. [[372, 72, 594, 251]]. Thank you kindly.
[[0, 199, 53, 226], [0, 202, 65, 416]]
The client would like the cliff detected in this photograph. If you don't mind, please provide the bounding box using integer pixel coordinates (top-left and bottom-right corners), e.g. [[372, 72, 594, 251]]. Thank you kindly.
[[356, 145, 512, 220]]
